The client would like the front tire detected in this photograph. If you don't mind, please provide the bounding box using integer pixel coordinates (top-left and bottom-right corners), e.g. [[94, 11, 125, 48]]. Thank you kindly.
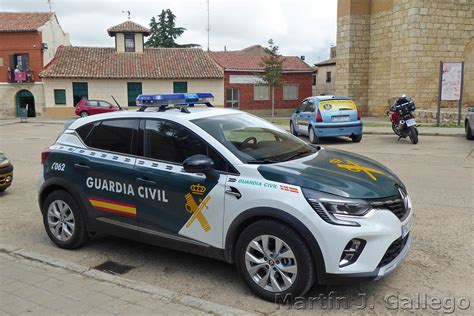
[[308, 126, 319, 144], [235, 220, 315, 302], [290, 121, 298, 136], [466, 121, 474, 140], [42, 190, 89, 249], [408, 126, 419, 144]]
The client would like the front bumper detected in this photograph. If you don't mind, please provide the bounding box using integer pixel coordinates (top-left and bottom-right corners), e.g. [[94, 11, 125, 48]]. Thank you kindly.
[[0, 164, 13, 190], [312, 121, 363, 137]]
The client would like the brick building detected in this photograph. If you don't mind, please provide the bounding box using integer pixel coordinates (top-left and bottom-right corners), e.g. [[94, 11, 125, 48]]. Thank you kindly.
[[336, 0, 473, 116], [209, 51, 313, 115], [0, 12, 69, 117], [40, 20, 224, 117]]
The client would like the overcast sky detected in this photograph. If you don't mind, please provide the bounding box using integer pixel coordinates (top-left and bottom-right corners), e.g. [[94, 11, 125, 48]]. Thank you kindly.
[[1, 0, 337, 65]]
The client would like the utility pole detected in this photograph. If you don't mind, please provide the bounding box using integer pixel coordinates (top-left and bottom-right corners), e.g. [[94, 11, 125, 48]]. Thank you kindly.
[[206, 0, 210, 51], [47, 0, 53, 12]]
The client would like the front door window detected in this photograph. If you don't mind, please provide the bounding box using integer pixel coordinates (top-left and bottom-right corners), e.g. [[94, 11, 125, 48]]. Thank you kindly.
[[226, 88, 240, 109]]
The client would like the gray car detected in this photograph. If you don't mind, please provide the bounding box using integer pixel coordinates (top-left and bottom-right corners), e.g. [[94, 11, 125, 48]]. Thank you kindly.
[[466, 107, 474, 140]]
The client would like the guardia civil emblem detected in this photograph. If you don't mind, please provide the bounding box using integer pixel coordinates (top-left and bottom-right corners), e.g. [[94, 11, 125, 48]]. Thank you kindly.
[[184, 184, 211, 232]]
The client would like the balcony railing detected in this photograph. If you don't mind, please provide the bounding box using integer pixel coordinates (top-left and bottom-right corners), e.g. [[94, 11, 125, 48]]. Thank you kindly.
[[7, 69, 35, 83]]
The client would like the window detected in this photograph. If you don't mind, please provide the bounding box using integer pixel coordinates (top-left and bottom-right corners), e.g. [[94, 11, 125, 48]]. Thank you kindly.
[[304, 100, 314, 112], [124, 34, 135, 52], [193, 113, 315, 163], [226, 88, 240, 108], [283, 84, 299, 100], [312, 74, 316, 86], [144, 120, 228, 171], [296, 102, 306, 112], [173, 82, 188, 93], [72, 82, 88, 106], [86, 101, 98, 106], [254, 85, 269, 100], [81, 119, 137, 155], [54, 89, 66, 105], [326, 72, 332, 83], [99, 101, 112, 107], [127, 82, 142, 106]]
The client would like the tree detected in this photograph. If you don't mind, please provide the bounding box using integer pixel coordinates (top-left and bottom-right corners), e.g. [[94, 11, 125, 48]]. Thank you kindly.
[[145, 9, 199, 48], [259, 39, 284, 119]]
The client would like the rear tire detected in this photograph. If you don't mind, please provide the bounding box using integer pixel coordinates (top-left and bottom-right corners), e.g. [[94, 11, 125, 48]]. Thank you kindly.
[[42, 190, 89, 249], [290, 121, 298, 136], [80, 111, 88, 117], [351, 134, 363, 143], [235, 220, 315, 302], [466, 121, 474, 140], [408, 126, 419, 144], [308, 126, 319, 144]]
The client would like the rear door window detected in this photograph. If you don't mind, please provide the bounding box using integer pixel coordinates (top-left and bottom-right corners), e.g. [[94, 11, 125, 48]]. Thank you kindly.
[[80, 119, 137, 155]]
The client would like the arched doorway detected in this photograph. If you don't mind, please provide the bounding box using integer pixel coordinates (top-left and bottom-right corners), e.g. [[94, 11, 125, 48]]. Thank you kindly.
[[15, 90, 35, 117]]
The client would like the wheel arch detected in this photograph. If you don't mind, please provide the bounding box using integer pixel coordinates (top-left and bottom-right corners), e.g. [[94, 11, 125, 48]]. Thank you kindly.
[[224, 207, 327, 282], [39, 178, 87, 216]]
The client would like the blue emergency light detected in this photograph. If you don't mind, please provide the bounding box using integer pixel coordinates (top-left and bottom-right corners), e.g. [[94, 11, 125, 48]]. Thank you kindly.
[[135, 93, 214, 113]]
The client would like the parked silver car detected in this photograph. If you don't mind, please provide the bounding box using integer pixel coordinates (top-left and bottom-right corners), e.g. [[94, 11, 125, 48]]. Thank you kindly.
[[466, 107, 474, 140]]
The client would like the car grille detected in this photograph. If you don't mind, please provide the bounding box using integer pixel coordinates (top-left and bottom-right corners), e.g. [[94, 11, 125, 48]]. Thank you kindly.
[[370, 196, 409, 221], [378, 234, 409, 268]]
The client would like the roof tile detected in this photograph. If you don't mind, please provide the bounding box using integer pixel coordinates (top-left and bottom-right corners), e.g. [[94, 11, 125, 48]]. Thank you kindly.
[[0, 12, 54, 32], [107, 20, 150, 36], [209, 51, 313, 72], [40, 47, 224, 79]]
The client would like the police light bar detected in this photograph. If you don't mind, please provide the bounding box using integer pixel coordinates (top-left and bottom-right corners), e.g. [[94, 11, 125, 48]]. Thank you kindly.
[[136, 93, 214, 106]]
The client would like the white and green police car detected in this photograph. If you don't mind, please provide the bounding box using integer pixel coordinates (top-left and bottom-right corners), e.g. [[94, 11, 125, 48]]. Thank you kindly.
[[38, 93, 412, 301]]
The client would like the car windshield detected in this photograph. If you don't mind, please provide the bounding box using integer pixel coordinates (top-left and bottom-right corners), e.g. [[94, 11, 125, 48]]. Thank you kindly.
[[192, 113, 316, 163]]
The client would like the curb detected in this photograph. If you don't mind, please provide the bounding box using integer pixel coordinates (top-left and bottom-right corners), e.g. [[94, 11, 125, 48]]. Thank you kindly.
[[0, 244, 253, 316], [0, 120, 67, 126]]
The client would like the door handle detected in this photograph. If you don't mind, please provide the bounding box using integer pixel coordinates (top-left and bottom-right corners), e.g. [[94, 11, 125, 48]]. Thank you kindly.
[[225, 186, 242, 199], [136, 177, 157, 185], [74, 163, 90, 170]]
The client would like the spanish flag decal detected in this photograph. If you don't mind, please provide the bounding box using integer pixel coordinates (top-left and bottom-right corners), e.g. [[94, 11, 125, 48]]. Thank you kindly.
[[88, 198, 137, 217]]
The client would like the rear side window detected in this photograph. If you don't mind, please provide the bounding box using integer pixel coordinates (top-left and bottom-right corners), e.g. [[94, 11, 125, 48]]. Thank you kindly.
[[78, 119, 137, 155], [86, 101, 98, 106], [305, 100, 314, 112]]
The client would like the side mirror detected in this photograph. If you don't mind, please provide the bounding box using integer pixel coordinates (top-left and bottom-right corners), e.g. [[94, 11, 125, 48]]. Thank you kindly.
[[183, 154, 219, 182]]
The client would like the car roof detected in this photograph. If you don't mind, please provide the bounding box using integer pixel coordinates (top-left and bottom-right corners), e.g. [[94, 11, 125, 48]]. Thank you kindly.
[[67, 107, 242, 130], [311, 95, 351, 101]]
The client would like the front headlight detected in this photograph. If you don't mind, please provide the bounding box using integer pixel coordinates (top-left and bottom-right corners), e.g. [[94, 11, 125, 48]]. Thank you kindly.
[[303, 188, 373, 227]]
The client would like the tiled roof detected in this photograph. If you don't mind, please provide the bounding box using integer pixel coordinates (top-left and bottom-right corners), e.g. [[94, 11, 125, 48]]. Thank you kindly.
[[107, 20, 150, 36], [209, 52, 313, 72], [40, 47, 224, 79], [0, 12, 54, 32]]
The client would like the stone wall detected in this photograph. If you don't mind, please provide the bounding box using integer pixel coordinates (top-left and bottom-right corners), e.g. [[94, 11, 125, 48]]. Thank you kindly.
[[336, 0, 474, 116]]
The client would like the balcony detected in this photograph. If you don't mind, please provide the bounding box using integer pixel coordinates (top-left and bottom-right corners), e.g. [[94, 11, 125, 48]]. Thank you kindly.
[[7, 69, 35, 83]]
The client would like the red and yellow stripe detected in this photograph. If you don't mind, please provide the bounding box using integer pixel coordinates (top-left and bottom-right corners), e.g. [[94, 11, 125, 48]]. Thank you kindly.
[[88, 198, 137, 217]]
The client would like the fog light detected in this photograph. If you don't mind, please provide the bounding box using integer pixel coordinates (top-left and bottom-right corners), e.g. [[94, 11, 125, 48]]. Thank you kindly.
[[339, 238, 366, 267], [5, 176, 12, 183]]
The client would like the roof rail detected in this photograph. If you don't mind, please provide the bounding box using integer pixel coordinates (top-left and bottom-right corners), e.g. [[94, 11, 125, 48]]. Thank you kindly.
[[135, 93, 214, 113]]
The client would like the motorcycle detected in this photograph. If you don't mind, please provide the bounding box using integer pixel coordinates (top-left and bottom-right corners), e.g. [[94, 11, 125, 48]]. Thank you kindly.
[[387, 95, 419, 144]]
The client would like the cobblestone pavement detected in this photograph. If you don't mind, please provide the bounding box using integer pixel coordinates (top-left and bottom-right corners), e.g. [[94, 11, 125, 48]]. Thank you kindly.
[[0, 252, 218, 315]]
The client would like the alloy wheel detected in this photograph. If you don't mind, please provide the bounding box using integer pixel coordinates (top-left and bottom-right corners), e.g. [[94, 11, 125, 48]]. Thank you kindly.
[[47, 200, 75, 241], [245, 235, 297, 292]]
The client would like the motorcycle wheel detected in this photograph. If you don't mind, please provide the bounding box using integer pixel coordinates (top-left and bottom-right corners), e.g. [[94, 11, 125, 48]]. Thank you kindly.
[[409, 126, 419, 144], [392, 124, 400, 136]]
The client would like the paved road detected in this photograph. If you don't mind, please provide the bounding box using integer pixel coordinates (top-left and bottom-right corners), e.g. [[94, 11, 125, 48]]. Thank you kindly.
[[1, 122, 473, 314]]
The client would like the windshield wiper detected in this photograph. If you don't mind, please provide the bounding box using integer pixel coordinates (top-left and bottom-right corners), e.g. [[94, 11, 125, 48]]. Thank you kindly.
[[282, 149, 313, 162], [247, 158, 281, 164]]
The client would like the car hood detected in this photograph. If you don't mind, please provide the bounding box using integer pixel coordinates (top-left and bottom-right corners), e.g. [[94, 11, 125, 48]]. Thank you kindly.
[[258, 147, 404, 199]]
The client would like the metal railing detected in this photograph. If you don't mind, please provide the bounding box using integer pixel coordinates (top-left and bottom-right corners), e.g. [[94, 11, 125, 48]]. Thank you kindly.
[[6, 69, 35, 83]]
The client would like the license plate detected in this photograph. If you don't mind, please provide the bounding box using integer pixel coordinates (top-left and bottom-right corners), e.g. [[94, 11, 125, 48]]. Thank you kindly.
[[401, 217, 412, 238], [332, 115, 350, 122], [406, 119, 416, 127]]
